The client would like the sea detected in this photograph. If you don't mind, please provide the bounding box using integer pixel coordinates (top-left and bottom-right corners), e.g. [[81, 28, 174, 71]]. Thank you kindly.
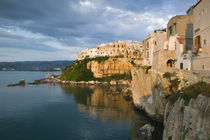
[[0, 71, 163, 140]]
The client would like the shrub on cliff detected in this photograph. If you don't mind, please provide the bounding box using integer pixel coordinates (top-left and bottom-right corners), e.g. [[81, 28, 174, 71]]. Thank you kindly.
[[90, 56, 109, 63], [163, 72, 180, 93], [182, 81, 210, 104], [140, 66, 152, 74], [97, 73, 132, 82], [168, 81, 210, 105], [61, 59, 95, 81]]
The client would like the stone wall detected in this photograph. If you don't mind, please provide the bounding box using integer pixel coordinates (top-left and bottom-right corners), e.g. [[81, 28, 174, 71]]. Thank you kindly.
[[169, 68, 210, 85], [192, 56, 210, 71], [152, 50, 176, 73]]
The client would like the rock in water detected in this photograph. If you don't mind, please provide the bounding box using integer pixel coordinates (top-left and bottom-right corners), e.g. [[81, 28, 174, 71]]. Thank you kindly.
[[136, 124, 155, 140], [7, 79, 25, 87]]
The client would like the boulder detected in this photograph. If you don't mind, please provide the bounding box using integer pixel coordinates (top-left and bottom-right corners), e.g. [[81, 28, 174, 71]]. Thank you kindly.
[[136, 124, 155, 140], [102, 81, 109, 85], [110, 80, 117, 85], [95, 81, 101, 84], [79, 81, 86, 84], [88, 81, 95, 85]]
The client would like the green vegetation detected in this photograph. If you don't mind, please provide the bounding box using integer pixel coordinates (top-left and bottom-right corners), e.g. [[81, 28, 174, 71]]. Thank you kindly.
[[163, 72, 176, 81], [140, 66, 152, 74], [96, 73, 132, 82], [163, 72, 180, 93], [114, 55, 124, 58], [181, 128, 189, 140], [61, 59, 95, 81], [90, 56, 109, 63], [61, 56, 132, 82], [181, 81, 210, 105], [163, 72, 181, 104], [131, 60, 136, 66], [165, 80, 210, 105]]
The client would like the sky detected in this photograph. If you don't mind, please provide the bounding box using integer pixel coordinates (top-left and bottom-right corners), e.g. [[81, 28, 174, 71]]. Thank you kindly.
[[0, 0, 196, 62]]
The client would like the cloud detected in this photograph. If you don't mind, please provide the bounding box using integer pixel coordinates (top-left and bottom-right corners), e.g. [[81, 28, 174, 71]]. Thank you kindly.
[[0, 0, 196, 61]]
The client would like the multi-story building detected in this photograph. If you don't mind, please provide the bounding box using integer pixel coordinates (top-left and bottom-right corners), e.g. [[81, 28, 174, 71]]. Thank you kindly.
[[141, 34, 155, 66], [78, 48, 98, 60], [165, 13, 194, 70], [167, 15, 193, 51], [78, 40, 142, 60], [192, 0, 210, 71]]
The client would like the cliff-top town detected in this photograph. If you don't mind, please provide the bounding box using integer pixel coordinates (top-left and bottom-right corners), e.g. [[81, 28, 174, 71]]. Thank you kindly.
[[1, 0, 210, 140], [78, 0, 210, 75]]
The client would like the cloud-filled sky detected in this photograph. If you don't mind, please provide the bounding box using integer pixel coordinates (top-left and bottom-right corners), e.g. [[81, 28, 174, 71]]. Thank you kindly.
[[0, 0, 196, 62]]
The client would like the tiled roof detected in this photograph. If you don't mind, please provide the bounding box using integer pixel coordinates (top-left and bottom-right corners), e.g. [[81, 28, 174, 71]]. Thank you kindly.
[[177, 37, 184, 44]]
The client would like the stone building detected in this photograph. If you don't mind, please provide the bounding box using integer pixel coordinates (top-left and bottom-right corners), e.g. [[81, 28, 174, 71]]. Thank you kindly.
[[78, 48, 98, 60], [165, 14, 194, 71], [141, 34, 155, 66], [78, 40, 142, 60], [167, 15, 193, 51], [192, 0, 210, 71], [175, 36, 192, 70], [142, 29, 169, 68]]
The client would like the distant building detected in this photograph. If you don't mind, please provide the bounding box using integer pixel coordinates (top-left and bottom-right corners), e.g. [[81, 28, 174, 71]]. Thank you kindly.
[[78, 48, 98, 60], [192, 0, 210, 71], [78, 40, 142, 60]]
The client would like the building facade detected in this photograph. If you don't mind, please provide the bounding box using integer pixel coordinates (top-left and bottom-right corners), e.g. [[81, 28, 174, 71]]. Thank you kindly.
[[192, 0, 210, 71], [167, 15, 193, 51], [78, 40, 142, 60]]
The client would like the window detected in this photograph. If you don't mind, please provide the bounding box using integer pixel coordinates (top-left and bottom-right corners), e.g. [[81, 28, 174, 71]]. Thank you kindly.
[[146, 51, 149, 58], [147, 42, 149, 49], [204, 39, 206, 45], [174, 23, 176, 32], [195, 35, 201, 51], [154, 41, 156, 45], [180, 63, 183, 69], [169, 26, 173, 35]]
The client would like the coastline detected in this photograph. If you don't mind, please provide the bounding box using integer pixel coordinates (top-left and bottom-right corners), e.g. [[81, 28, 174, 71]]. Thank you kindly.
[[0, 70, 61, 72]]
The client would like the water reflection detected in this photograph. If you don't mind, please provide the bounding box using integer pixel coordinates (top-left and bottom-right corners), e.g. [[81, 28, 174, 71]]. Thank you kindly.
[[60, 84, 163, 140], [61, 85, 137, 121]]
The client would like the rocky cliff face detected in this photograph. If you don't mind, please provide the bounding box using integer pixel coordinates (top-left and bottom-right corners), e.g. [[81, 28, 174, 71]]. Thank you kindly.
[[163, 95, 210, 140], [131, 66, 210, 139], [131, 67, 169, 122], [87, 58, 132, 78]]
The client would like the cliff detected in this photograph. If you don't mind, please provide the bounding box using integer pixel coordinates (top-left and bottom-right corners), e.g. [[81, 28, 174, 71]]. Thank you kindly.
[[87, 58, 132, 78], [131, 67, 169, 122], [131, 66, 210, 139], [163, 95, 210, 140], [61, 57, 137, 82]]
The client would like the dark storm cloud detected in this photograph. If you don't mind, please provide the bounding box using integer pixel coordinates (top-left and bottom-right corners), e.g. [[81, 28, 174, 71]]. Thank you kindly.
[[0, 0, 196, 61]]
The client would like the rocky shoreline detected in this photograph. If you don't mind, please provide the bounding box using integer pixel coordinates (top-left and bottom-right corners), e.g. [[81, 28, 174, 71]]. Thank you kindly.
[[7, 74, 131, 87]]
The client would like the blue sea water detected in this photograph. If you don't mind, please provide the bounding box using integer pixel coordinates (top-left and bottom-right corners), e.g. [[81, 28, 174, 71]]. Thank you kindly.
[[0, 71, 162, 140]]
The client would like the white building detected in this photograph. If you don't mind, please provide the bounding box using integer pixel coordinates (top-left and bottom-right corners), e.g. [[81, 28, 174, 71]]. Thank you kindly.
[[175, 36, 192, 70], [78, 48, 98, 60]]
